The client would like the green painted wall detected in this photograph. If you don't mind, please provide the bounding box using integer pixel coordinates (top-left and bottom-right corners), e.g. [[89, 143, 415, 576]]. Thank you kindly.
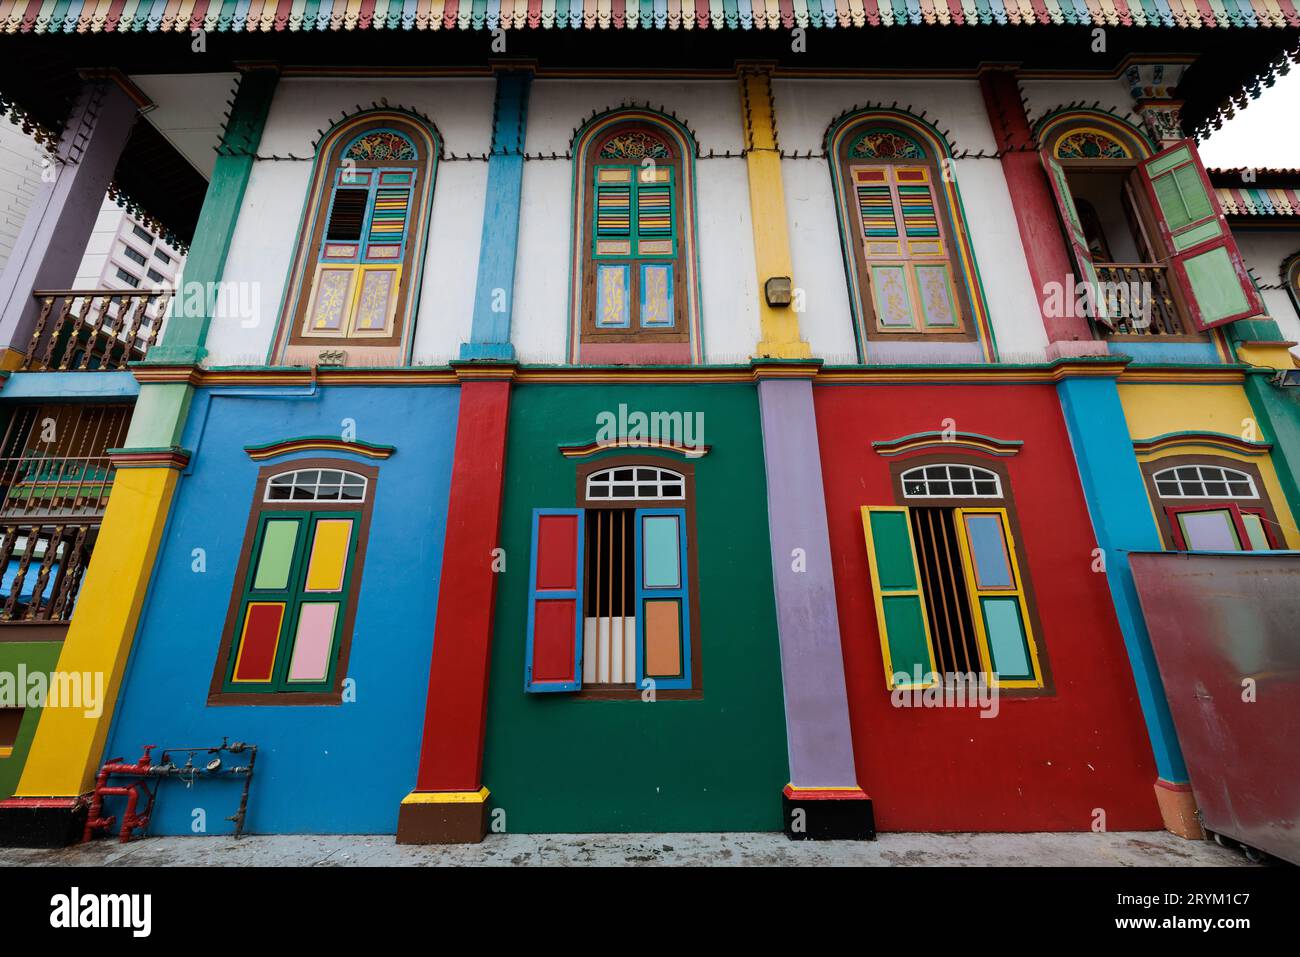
[[481, 382, 789, 832], [0, 641, 66, 799]]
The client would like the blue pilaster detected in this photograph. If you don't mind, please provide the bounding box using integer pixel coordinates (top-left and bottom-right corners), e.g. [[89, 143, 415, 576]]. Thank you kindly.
[[1057, 374, 1188, 783], [460, 68, 532, 361]]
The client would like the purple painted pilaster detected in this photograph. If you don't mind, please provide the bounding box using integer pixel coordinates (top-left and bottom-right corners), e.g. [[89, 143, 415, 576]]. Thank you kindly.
[[0, 78, 140, 358], [754, 362, 871, 838]]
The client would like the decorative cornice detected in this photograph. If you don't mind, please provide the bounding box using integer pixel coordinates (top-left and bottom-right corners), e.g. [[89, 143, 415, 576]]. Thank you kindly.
[[114, 357, 1264, 389], [873, 431, 1023, 458], [558, 438, 711, 459], [1132, 431, 1273, 457], [107, 446, 192, 470], [244, 437, 396, 461]]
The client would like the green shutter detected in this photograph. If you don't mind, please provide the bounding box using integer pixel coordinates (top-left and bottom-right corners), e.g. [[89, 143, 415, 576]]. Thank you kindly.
[[1138, 140, 1265, 330], [1039, 148, 1104, 318], [861, 506, 937, 690]]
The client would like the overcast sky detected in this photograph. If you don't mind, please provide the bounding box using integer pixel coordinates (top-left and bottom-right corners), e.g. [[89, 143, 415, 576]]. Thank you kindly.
[[1198, 62, 1300, 169]]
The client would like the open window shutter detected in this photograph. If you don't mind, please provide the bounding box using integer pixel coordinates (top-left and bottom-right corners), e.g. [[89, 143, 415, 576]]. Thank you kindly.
[[634, 507, 691, 691], [524, 509, 585, 693], [1040, 149, 1107, 323], [952, 508, 1042, 689], [1137, 140, 1264, 330], [860, 506, 937, 690]]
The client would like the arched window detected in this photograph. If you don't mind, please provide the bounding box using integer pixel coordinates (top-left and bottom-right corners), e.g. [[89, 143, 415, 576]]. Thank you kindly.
[[863, 457, 1044, 690], [1038, 112, 1262, 338], [571, 114, 700, 365], [211, 459, 378, 702], [274, 115, 438, 367], [829, 117, 984, 351], [1142, 455, 1281, 552]]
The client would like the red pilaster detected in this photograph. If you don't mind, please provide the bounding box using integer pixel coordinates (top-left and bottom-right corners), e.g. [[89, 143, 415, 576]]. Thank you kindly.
[[978, 65, 1101, 353], [398, 364, 514, 844]]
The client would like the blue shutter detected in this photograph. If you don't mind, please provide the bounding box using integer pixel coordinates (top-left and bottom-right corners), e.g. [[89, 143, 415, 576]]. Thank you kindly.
[[634, 507, 691, 691]]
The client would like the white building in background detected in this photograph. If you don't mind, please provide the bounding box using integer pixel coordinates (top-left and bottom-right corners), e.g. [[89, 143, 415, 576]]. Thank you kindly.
[[70, 200, 184, 296], [0, 119, 186, 294], [0, 121, 48, 274]]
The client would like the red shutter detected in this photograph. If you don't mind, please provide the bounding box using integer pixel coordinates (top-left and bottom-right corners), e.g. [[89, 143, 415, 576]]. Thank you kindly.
[[524, 509, 585, 692]]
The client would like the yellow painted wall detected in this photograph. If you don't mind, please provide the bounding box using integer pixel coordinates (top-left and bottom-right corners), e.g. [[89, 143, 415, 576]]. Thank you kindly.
[[15, 466, 179, 796], [1119, 382, 1300, 548]]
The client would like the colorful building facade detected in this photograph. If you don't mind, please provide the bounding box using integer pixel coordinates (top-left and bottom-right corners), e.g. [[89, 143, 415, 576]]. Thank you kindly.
[[0, 9, 1297, 845]]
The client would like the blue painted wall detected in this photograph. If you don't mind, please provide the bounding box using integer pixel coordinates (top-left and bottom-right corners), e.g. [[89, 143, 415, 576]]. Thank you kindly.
[[104, 384, 460, 834]]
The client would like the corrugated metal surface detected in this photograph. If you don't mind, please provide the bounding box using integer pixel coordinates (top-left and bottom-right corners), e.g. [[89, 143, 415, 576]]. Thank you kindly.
[[1, 0, 1297, 33], [1131, 551, 1300, 865]]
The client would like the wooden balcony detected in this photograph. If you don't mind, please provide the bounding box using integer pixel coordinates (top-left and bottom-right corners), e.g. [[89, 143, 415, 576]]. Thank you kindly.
[[23, 289, 170, 371], [1093, 263, 1194, 338]]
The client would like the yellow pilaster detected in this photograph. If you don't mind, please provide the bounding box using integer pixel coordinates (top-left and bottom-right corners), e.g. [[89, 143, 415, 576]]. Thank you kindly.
[[739, 64, 811, 360], [15, 456, 184, 797]]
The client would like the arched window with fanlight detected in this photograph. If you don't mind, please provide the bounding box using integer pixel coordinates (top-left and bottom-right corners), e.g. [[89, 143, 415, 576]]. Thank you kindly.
[[1037, 112, 1263, 338], [520, 458, 699, 697], [570, 113, 701, 365], [210, 459, 379, 703], [273, 114, 439, 367], [860, 458, 1044, 691], [828, 117, 987, 351], [1141, 456, 1282, 551]]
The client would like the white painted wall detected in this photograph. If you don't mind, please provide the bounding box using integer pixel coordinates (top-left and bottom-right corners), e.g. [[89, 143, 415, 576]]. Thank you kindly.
[[1018, 77, 1139, 137], [1236, 229, 1300, 354], [205, 77, 494, 366]]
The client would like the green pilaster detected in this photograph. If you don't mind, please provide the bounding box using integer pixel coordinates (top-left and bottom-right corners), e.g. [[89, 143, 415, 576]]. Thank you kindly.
[[145, 66, 279, 367], [1244, 371, 1300, 529]]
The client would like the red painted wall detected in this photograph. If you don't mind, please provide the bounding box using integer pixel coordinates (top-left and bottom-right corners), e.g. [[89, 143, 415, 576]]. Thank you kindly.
[[815, 383, 1162, 831]]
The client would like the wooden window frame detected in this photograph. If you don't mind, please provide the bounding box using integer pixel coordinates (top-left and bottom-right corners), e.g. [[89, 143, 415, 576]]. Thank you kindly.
[[208, 458, 378, 706], [283, 119, 433, 353], [1048, 152, 1206, 343], [579, 124, 690, 347], [1140, 455, 1282, 552], [884, 454, 1052, 695], [573, 456, 702, 699], [838, 124, 977, 342]]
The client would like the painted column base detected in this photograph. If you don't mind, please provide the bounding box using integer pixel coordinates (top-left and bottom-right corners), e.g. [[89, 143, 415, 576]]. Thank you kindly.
[[782, 786, 875, 841], [0, 797, 86, 848], [1154, 779, 1204, 840], [396, 789, 490, 844]]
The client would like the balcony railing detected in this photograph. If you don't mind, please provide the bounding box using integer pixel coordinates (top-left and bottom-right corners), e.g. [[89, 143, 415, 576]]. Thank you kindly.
[[1093, 264, 1189, 337], [0, 522, 95, 623], [0, 454, 115, 518], [24, 289, 170, 371]]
